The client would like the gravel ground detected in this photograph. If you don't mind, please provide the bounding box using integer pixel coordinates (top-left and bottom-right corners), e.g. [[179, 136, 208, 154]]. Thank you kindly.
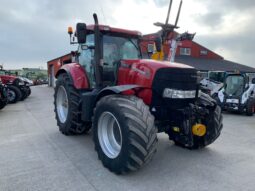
[[0, 85, 255, 191]]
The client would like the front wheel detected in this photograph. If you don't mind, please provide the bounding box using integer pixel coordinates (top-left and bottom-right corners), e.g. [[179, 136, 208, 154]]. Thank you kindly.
[[246, 98, 255, 116], [93, 95, 157, 174], [27, 87, 31, 96], [7, 85, 22, 103], [54, 73, 91, 135], [0, 86, 8, 109], [20, 87, 29, 101], [0, 98, 7, 110]]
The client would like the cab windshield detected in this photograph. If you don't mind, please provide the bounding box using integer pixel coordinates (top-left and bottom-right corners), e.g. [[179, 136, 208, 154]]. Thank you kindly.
[[225, 75, 245, 96], [103, 35, 141, 63]]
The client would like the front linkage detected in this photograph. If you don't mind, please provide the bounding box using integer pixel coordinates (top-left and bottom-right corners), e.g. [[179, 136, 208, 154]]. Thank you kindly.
[[167, 93, 223, 149]]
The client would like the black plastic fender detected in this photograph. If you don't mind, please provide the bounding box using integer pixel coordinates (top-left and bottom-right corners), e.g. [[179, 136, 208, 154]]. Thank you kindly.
[[96, 85, 141, 100], [81, 85, 142, 122]]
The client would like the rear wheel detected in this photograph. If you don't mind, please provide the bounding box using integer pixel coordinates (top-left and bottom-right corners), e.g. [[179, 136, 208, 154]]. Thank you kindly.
[[54, 73, 91, 135], [93, 95, 157, 174], [246, 98, 255, 116], [7, 85, 22, 103]]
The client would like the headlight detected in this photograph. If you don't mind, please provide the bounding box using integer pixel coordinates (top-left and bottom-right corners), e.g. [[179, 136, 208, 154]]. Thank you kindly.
[[163, 88, 200, 99]]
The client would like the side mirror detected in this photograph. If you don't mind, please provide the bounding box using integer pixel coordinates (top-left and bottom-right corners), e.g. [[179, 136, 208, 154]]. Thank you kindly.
[[76, 23, 87, 44], [252, 78, 255, 84], [155, 37, 162, 52], [147, 44, 154, 54]]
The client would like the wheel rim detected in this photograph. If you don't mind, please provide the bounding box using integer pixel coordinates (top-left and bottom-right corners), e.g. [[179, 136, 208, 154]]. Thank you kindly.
[[98, 112, 122, 159], [8, 90, 16, 102], [56, 86, 69, 123]]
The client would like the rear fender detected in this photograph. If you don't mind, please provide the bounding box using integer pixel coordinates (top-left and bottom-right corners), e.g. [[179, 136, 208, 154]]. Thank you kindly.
[[55, 63, 89, 89]]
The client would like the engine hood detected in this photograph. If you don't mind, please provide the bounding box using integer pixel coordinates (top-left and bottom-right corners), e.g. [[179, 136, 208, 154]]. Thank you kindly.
[[141, 59, 193, 69], [0, 75, 18, 84], [117, 59, 196, 89], [121, 59, 193, 71]]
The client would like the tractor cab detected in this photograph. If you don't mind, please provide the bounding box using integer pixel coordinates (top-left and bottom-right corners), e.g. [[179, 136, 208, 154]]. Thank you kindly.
[[68, 21, 142, 88], [77, 26, 141, 87], [224, 74, 247, 97]]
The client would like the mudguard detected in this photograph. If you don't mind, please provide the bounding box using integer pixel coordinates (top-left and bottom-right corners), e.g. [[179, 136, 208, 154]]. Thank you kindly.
[[55, 63, 89, 89], [96, 84, 141, 100], [81, 85, 141, 122]]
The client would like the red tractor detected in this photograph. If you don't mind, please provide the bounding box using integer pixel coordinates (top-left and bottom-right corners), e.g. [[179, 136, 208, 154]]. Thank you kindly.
[[54, 14, 223, 174], [0, 68, 30, 103], [0, 77, 8, 110]]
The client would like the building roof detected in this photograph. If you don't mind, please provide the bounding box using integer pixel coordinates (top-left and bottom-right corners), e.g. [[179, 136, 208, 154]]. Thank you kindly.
[[175, 56, 255, 73], [47, 53, 72, 63], [191, 40, 223, 59]]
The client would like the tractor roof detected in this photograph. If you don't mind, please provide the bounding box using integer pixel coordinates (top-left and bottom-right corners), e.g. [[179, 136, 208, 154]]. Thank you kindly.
[[86, 25, 142, 38]]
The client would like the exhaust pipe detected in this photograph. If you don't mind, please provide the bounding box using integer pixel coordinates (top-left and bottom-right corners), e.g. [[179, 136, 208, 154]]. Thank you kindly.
[[93, 13, 102, 87]]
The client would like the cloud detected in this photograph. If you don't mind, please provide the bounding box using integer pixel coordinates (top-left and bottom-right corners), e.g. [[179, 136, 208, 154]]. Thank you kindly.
[[0, 0, 119, 69], [192, 0, 255, 28], [186, 0, 255, 67], [194, 0, 255, 11], [0, 0, 254, 69], [153, 0, 169, 8], [193, 12, 224, 29]]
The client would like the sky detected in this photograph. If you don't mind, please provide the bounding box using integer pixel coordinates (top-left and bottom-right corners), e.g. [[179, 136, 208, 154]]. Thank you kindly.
[[0, 0, 254, 69]]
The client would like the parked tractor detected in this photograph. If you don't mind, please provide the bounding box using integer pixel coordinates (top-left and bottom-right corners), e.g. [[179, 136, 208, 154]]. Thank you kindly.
[[214, 73, 255, 116], [200, 78, 223, 96], [53, 12, 223, 174], [0, 68, 30, 103], [19, 77, 33, 97], [0, 77, 8, 110]]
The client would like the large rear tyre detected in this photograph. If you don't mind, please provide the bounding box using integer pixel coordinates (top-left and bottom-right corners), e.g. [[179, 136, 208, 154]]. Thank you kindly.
[[93, 95, 157, 174], [174, 94, 223, 150], [7, 85, 22, 103], [246, 98, 255, 116], [54, 73, 91, 135]]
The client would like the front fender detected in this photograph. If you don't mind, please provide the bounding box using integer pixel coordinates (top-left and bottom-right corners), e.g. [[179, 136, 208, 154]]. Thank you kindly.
[[96, 85, 141, 101], [55, 63, 89, 89], [81, 85, 142, 122]]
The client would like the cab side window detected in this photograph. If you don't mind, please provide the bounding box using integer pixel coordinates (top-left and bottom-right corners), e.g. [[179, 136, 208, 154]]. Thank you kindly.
[[78, 34, 95, 88]]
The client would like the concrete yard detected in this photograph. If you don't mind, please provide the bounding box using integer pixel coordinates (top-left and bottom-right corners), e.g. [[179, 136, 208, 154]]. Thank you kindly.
[[0, 86, 255, 191]]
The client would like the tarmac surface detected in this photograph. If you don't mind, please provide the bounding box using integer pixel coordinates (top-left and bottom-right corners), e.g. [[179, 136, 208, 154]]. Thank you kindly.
[[0, 85, 255, 191]]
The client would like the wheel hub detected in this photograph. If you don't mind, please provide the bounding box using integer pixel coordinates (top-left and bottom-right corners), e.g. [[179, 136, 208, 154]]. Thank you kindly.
[[56, 86, 69, 123], [98, 112, 122, 159], [8, 90, 16, 101]]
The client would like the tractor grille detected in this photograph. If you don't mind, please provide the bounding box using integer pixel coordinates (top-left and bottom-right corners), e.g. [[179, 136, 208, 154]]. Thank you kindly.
[[151, 67, 198, 110]]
